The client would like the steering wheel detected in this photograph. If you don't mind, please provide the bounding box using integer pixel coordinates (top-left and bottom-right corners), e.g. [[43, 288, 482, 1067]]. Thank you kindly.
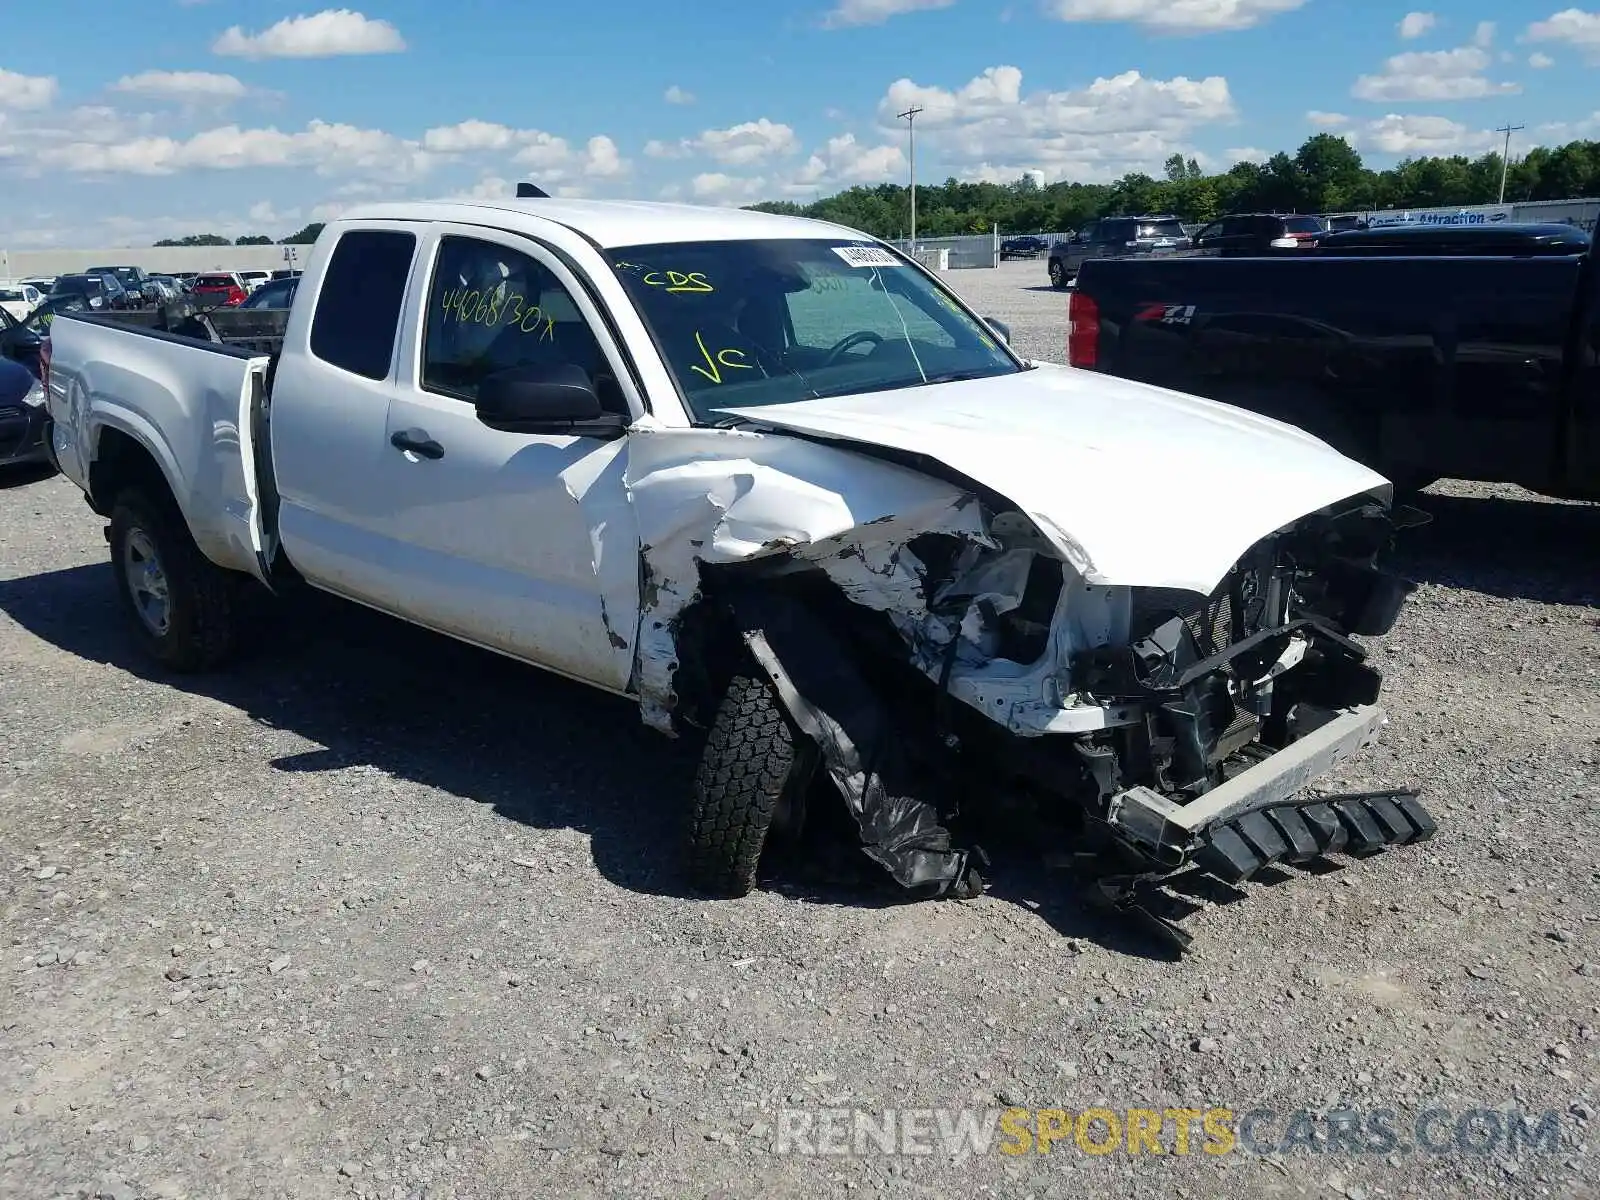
[[822, 330, 883, 366]]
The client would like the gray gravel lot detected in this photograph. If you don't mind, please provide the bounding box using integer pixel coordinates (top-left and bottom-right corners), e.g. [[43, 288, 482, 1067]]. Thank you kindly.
[[2, 259, 1598, 1200]]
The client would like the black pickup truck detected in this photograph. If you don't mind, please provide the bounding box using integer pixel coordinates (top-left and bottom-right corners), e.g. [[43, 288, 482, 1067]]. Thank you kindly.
[[1068, 222, 1599, 500]]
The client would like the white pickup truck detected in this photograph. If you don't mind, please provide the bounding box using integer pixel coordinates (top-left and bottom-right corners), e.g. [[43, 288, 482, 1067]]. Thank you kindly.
[[42, 198, 1434, 945]]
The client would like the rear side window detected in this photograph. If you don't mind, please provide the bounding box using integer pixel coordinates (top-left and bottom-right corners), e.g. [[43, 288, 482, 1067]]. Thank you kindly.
[[1284, 216, 1324, 234], [310, 229, 417, 381], [1137, 220, 1186, 239], [195, 274, 233, 287]]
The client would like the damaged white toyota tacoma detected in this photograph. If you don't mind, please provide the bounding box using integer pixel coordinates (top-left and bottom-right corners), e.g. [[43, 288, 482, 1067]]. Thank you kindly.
[[41, 198, 1434, 946]]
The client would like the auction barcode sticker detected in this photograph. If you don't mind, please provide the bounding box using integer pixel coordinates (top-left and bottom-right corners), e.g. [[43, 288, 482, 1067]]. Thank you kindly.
[[831, 245, 901, 268]]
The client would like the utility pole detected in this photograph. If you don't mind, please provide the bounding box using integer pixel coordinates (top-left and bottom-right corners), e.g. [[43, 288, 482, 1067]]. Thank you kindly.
[[898, 105, 923, 251], [1495, 123, 1524, 204]]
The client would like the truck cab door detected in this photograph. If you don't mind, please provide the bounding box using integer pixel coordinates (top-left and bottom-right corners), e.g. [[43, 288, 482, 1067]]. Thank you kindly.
[[369, 225, 644, 692]]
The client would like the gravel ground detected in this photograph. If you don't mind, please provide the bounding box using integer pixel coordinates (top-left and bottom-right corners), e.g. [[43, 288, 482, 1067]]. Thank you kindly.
[[2, 259, 1598, 1200]]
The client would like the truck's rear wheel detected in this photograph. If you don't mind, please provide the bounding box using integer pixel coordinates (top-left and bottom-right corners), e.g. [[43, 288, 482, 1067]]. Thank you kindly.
[[1048, 259, 1067, 289], [687, 673, 809, 897], [108, 488, 239, 672]]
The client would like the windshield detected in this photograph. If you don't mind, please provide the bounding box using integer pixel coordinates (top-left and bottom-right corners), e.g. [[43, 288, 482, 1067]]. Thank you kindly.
[[1284, 216, 1324, 234], [53, 277, 100, 295], [610, 238, 1020, 421], [0, 289, 23, 302]]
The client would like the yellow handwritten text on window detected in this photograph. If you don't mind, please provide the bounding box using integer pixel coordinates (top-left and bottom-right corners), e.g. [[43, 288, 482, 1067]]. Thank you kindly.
[[687, 331, 754, 384], [642, 270, 714, 294]]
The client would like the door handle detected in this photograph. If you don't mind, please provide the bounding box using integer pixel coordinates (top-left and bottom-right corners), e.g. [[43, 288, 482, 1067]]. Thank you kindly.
[[390, 428, 444, 460]]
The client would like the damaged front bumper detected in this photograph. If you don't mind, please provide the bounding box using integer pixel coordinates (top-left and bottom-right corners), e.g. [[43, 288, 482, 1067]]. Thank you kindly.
[[1105, 703, 1435, 881]]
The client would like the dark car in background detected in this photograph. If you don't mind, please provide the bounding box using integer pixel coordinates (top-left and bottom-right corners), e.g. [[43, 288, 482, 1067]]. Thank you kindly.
[[1180, 212, 1327, 256], [0, 354, 51, 471], [87, 265, 159, 306], [1067, 222, 1599, 500], [1000, 235, 1049, 260], [240, 275, 298, 309], [1048, 215, 1189, 287], [49, 273, 131, 311], [1323, 214, 1368, 234], [0, 294, 89, 378]]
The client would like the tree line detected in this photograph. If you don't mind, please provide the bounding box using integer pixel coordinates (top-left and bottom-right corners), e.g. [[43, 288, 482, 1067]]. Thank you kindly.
[[746, 134, 1600, 239], [152, 223, 323, 248]]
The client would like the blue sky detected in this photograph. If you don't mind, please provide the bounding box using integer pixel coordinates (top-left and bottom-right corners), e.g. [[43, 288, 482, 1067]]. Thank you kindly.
[[1, 1, 1597, 247]]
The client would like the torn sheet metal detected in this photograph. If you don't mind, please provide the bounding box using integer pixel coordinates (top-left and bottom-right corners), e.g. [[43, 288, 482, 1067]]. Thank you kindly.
[[623, 426, 991, 733], [730, 589, 983, 898]]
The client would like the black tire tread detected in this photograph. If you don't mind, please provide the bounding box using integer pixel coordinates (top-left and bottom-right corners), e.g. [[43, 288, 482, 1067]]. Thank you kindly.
[[686, 673, 797, 897], [108, 487, 239, 673]]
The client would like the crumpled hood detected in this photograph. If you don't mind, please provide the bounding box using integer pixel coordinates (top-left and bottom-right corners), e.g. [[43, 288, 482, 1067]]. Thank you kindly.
[[722, 362, 1390, 595]]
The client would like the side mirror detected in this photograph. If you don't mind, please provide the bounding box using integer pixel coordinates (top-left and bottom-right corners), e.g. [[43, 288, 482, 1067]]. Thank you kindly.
[[475, 362, 626, 438], [982, 317, 1011, 343]]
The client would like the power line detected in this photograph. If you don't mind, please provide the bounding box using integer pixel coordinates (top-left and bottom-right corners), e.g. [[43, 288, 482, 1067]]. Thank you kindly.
[[1495, 123, 1524, 205], [897, 105, 923, 251]]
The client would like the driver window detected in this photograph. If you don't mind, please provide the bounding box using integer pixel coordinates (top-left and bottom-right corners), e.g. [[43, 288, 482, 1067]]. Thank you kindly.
[[785, 272, 956, 356], [421, 235, 624, 412]]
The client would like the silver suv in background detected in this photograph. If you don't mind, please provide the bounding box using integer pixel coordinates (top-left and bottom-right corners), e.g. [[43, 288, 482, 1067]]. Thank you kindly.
[[1048, 215, 1190, 288]]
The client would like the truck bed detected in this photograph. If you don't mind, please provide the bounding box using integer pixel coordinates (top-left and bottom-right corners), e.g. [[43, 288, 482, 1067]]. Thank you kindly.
[[85, 302, 290, 357], [46, 310, 275, 581]]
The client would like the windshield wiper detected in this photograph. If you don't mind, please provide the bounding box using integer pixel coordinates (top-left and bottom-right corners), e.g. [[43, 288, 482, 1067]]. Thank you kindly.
[[921, 369, 1001, 385], [706, 412, 757, 429]]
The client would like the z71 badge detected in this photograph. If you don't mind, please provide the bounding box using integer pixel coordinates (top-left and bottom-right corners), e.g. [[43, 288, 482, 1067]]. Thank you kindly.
[[1134, 302, 1197, 326]]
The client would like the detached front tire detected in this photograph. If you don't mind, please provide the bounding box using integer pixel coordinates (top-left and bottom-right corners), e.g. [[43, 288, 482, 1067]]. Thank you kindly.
[[687, 673, 807, 897], [108, 488, 239, 672]]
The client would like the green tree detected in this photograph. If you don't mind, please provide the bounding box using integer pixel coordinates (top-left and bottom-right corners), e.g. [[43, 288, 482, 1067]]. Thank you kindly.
[[1293, 134, 1369, 212], [234, 234, 273, 245], [279, 223, 325, 245], [152, 233, 230, 247]]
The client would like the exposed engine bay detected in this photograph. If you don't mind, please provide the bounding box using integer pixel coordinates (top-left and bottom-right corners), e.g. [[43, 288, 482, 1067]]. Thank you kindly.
[[670, 476, 1436, 949]]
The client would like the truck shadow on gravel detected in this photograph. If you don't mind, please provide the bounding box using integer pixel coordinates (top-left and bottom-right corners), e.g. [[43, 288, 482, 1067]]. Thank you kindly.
[[0, 561, 1208, 958], [1397, 488, 1600, 607]]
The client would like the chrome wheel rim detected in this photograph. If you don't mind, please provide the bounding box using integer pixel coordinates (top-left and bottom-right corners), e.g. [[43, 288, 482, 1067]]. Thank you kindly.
[[122, 527, 171, 636]]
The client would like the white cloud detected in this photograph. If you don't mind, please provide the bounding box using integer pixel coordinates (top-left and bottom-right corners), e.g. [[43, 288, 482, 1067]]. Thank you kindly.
[[1043, 0, 1306, 34], [688, 172, 762, 202], [0, 68, 59, 110], [647, 118, 800, 166], [421, 119, 521, 153], [1352, 45, 1519, 101], [29, 119, 435, 180], [110, 70, 249, 104], [212, 9, 406, 59], [1524, 8, 1600, 61], [1398, 11, 1436, 38], [822, 0, 956, 28], [1225, 145, 1269, 163], [663, 85, 695, 105], [876, 65, 1235, 183], [1529, 50, 1556, 66], [512, 132, 577, 169], [1472, 20, 1496, 47], [413, 120, 628, 180], [582, 135, 625, 177], [1306, 110, 1350, 127], [1353, 113, 1499, 155], [675, 132, 907, 205]]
